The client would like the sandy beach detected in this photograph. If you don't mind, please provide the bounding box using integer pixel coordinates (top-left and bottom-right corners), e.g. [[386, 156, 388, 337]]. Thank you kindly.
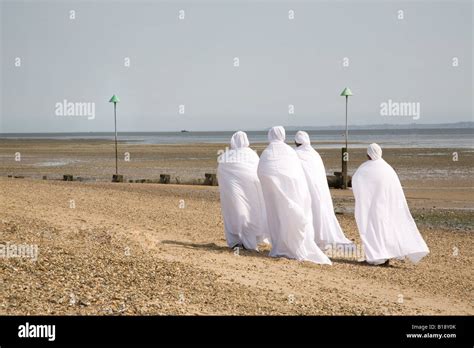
[[0, 140, 472, 315]]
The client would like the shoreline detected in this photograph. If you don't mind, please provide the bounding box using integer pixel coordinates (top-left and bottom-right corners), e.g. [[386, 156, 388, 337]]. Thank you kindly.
[[1, 140, 472, 185]]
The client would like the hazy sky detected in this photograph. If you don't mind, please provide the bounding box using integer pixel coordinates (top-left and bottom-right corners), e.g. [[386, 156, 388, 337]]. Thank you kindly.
[[1, 0, 472, 132]]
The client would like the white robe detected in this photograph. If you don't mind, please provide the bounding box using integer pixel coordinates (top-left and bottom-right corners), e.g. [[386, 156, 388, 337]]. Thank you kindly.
[[295, 144, 352, 248], [257, 126, 331, 265], [352, 158, 429, 264], [217, 132, 269, 250]]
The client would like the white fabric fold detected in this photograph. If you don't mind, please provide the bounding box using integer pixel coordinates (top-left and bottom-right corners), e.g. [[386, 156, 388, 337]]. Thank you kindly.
[[352, 144, 429, 264], [257, 127, 332, 265], [295, 131, 353, 248], [217, 131, 269, 250]]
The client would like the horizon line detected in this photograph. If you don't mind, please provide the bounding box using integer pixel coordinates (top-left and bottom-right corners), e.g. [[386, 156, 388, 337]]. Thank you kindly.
[[1, 121, 473, 135]]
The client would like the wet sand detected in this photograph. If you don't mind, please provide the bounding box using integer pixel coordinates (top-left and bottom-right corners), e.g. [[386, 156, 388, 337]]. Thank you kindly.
[[0, 139, 472, 187]]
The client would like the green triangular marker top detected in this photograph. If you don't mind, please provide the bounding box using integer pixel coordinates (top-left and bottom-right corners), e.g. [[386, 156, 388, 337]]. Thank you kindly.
[[109, 95, 120, 103], [340, 87, 353, 96]]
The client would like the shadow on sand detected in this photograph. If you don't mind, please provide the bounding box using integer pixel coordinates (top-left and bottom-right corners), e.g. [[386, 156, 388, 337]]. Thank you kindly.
[[160, 240, 270, 259], [161, 240, 400, 267], [331, 257, 400, 268]]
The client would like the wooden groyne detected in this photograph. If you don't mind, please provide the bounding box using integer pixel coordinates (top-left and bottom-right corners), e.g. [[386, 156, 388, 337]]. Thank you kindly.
[[6, 172, 350, 188]]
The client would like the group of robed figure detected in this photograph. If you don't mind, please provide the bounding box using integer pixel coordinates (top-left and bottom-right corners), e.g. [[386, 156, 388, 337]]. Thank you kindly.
[[217, 126, 429, 266]]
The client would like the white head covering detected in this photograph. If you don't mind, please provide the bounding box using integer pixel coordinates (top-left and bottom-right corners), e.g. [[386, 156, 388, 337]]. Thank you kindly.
[[230, 131, 250, 149], [295, 131, 311, 145], [367, 143, 382, 160], [268, 126, 286, 143]]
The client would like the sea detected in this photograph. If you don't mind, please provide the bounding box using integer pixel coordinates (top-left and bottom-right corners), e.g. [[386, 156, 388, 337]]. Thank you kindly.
[[1, 128, 473, 149]]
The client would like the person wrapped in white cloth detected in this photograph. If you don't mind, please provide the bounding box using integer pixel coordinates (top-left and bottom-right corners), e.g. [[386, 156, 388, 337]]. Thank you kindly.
[[294, 131, 353, 249], [257, 126, 331, 265], [352, 143, 429, 265], [217, 131, 270, 250]]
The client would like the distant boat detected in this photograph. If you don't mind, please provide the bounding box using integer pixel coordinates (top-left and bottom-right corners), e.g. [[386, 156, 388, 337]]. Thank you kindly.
[[181, 130, 189, 133]]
